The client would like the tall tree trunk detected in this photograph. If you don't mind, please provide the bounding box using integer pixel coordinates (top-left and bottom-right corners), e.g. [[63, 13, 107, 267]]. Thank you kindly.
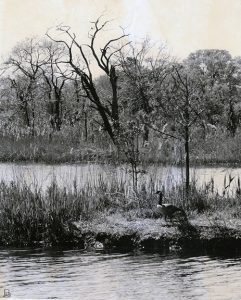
[[185, 124, 190, 201], [184, 94, 190, 201], [48, 89, 62, 131], [110, 66, 119, 133], [140, 87, 151, 143], [20, 99, 30, 128], [143, 125, 149, 145], [31, 103, 35, 137], [84, 111, 88, 141], [227, 100, 238, 137], [54, 91, 62, 131], [82, 77, 116, 144]]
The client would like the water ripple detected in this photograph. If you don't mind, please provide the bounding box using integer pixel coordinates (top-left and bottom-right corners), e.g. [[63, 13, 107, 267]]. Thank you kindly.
[[0, 250, 240, 299]]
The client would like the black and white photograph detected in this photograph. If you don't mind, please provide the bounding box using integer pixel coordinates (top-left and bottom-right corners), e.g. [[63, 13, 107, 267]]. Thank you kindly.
[[0, 0, 241, 299]]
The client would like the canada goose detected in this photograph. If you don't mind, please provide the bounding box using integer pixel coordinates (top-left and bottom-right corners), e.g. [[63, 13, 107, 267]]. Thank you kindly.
[[155, 191, 187, 221]]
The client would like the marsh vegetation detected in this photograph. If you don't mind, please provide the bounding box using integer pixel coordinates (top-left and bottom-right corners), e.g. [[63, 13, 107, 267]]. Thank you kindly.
[[0, 17, 241, 250], [0, 165, 239, 250]]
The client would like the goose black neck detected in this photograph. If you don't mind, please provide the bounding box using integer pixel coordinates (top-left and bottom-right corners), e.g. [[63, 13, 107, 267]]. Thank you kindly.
[[158, 192, 163, 205]]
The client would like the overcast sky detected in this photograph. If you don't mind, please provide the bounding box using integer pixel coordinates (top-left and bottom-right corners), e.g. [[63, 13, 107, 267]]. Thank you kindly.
[[1, 0, 241, 60]]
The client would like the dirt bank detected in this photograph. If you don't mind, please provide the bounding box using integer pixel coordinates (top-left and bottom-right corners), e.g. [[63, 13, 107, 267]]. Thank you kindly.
[[72, 215, 241, 255]]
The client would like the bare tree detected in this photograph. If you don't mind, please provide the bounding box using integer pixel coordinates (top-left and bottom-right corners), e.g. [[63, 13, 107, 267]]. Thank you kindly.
[[8, 75, 32, 127], [165, 64, 205, 200], [144, 63, 205, 200], [5, 38, 47, 135], [47, 17, 130, 144]]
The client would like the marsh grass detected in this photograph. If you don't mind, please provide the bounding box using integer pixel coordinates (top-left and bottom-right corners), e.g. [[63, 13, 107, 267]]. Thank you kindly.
[[0, 168, 240, 247], [1, 126, 241, 165], [0, 134, 118, 163]]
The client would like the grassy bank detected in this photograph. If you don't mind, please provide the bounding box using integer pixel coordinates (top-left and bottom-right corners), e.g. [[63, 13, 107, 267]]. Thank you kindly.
[[0, 176, 241, 254], [0, 134, 117, 164], [1, 127, 241, 165]]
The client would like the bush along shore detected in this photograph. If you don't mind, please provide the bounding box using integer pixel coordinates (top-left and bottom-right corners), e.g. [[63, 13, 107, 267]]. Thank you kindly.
[[0, 178, 241, 255]]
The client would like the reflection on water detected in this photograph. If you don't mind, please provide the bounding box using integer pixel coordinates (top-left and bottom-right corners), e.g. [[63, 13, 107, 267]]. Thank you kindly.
[[0, 249, 241, 299], [0, 162, 239, 195]]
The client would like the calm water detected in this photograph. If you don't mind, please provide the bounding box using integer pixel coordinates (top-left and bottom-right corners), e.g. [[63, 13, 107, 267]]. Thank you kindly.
[[0, 249, 241, 300], [0, 162, 240, 195]]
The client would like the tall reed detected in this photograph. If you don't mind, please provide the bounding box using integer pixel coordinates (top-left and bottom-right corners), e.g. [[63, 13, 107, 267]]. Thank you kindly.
[[0, 168, 240, 247]]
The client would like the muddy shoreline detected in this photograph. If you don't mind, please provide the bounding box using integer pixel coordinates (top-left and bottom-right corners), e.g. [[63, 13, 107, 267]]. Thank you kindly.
[[21, 217, 240, 255], [94, 223, 241, 255], [1, 217, 241, 255]]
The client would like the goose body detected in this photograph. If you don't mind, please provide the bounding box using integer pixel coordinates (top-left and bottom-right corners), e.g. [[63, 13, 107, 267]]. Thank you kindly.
[[155, 191, 187, 221]]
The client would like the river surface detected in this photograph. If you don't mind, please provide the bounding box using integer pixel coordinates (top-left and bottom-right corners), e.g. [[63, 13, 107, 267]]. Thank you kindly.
[[0, 249, 240, 300], [0, 162, 240, 195]]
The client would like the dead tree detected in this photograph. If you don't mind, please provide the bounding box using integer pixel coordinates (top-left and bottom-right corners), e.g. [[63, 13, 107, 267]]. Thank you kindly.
[[47, 17, 130, 144]]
